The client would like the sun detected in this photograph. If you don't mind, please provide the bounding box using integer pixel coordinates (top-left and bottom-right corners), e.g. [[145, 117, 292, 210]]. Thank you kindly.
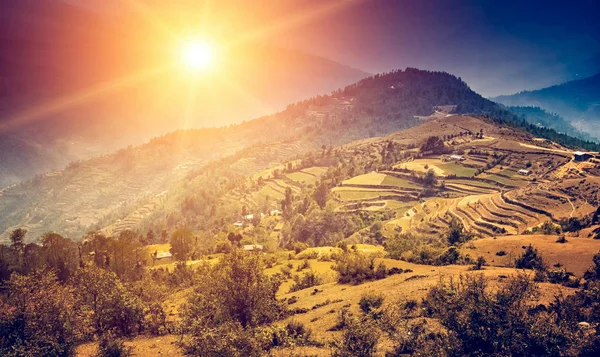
[[180, 40, 216, 72]]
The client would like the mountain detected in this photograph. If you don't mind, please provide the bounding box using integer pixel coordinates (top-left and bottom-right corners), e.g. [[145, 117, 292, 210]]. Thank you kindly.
[[493, 73, 600, 138], [0, 0, 369, 188], [1, 67, 599, 243], [505, 106, 597, 142]]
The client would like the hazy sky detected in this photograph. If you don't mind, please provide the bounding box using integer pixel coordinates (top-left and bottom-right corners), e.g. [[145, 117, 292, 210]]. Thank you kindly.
[[63, 0, 600, 96]]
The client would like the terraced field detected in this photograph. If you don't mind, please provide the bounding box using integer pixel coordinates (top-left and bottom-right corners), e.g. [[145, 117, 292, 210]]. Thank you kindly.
[[390, 191, 548, 238]]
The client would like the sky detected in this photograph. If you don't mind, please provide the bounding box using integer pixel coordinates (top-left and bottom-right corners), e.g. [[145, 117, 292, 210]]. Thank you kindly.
[[62, 0, 600, 97]]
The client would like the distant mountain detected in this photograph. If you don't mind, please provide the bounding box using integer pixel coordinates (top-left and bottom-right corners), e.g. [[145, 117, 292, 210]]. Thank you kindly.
[[2, 67, 599, 242], [505, 106, 597, 143], [0, 0, 369, 188], [493, 73, 600, 139]]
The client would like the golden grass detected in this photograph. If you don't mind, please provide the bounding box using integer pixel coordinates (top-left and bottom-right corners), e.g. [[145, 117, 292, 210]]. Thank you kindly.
[[461, 234, 600, 276]]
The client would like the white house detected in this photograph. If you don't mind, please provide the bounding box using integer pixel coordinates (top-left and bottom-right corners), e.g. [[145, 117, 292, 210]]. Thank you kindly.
[[518, 169, 531, 176], [242, 244, 264, 251], [449, 155, 465, 161]]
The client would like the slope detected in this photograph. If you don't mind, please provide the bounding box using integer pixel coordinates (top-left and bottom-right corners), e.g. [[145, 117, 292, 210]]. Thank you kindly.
[[493, 73, 600, 139], [3, 68, 599, 243]]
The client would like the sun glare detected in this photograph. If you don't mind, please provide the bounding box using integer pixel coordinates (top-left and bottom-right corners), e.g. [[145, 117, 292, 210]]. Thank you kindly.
[[181, 40, 215, 71]]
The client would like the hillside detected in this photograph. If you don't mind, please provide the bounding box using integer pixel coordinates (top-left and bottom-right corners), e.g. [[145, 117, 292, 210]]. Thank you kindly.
[[4, 68, 600, 243], [507, 106, 597, 142], [0, 0, 368, 187], [494, 73, 600, 139], [6, 77, 600, 357]]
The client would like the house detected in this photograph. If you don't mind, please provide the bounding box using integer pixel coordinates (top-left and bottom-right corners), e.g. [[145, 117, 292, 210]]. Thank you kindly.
[[449, 155, 465, 161], [155, 251, 172, 260], [574, 151, 592, 162], [242, 244, 264, 251], [518, 169, 531, 176], [243, 214, 254, 221], [234, 221, 244, 227]]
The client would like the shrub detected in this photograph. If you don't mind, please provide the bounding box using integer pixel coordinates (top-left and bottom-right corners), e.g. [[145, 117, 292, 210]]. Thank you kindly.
[[374, 262, 388, 279], [280, 265, 292, 279], [289, 270, 323, 293], [437, 247, 461, 265], [332, 317, 380, 357], [472, 256, 487, 270], [96, 337, 132, 357], [0, 271, 83, 356], [496, 250, 507, 256], [359, 292, 385, 315], [297, 259, 311, 271], [515, 244, 545, 270], [333, 252, 378, 284], [447, 218, 473, 245], [422, 273, 576, 357]]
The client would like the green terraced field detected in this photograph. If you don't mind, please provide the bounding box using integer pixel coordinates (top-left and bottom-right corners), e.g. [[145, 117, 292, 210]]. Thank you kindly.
[[335, 189, 401, 201], [380, 175, 421, 188], [301, 166, 329, 176], [286, 171, 319, 185], [437, 162, 478, 177], [445, 179, 499, 189]]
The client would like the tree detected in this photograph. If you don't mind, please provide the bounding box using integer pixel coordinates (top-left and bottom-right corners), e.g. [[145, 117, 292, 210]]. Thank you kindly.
[[183, 251, 283, 328], [9, 228, 26, 253], [584, 251, 600, 281], [423, 169, 437, 187], [1, 270, 83, 356], [40, 232, 79, 281], [515, 244, 545, 270], [9, 228, 26, 269], [314, 181, 329, 208], [146, 229, 155, 244], [72, 265, 144, 337], [170, 228, 194, 262], [227, 232, 243, 248], [420, 136, 446, 154], [281, 187, 294, 220], [447, 218, 472, 245], [180, 251, 285, 355]]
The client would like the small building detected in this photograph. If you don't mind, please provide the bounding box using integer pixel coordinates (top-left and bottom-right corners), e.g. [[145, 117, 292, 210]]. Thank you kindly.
[[155, 251, 172, 260], [234, 221, 244, 227], [449, 155, 465, 161], [518, 169, 531, 176], [243, 214, 254, 221], [242, 244, 264, 251], [574, 151, 592, 162]]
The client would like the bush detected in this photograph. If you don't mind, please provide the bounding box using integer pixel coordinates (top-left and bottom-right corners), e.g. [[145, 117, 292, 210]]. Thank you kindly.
[[515, 244, 546, 270], [472, 256, 487, 270], [359, 292, 385, 315], [556, 235, 568, 244], [297, 259, 311, 271], [447, 218, 473, 245], [332, 317, 380, 357], [333, 252, 378, 285], [96, 337, 132, 357], [0, 271, 83, 356], [289, 270, 323, 293], [280, 265, 292, 279]]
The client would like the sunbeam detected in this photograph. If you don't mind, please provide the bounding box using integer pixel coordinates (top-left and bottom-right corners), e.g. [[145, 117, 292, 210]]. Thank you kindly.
[[0, 64, 174, 133]]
